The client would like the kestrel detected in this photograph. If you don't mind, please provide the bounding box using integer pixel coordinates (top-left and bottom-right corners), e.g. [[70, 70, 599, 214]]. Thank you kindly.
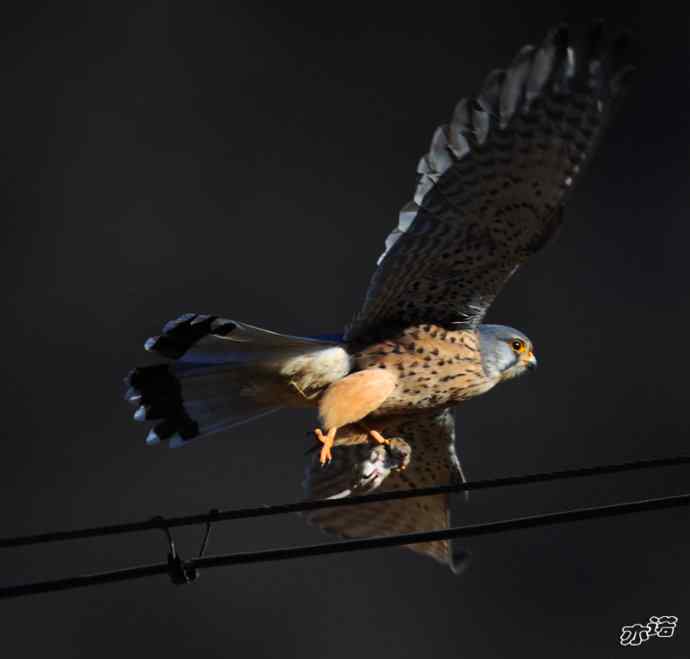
[[127, 24, 632, 570]]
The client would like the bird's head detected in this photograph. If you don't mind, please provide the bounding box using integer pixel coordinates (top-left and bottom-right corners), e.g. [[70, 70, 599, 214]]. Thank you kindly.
[[478, 324, 537, 383]]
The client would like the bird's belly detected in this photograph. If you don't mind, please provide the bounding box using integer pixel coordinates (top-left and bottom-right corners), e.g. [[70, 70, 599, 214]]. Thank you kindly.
[[353, 326, 494, 415], [373, 370, 493, 415]]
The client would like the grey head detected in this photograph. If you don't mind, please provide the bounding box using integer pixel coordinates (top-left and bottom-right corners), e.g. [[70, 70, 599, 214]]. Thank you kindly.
[[478, 324, 537, 382]]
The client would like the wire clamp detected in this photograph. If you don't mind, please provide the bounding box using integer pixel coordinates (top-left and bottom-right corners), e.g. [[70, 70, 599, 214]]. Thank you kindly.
[[153, 517, 199, 585]]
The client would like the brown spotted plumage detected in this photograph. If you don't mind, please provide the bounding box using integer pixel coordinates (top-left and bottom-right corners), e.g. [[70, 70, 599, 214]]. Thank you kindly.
[[128, 23, 632, 571], [346, 23, 633, 343], [303, 411, 466, 569], [352, 325, 496, 415]]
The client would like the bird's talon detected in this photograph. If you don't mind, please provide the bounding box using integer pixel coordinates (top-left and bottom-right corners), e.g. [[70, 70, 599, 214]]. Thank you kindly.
[[314, 427, 336, 466]]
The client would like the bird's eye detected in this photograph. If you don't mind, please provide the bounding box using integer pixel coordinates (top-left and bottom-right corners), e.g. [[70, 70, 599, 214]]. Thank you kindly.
[[511, 339, 525, 352]]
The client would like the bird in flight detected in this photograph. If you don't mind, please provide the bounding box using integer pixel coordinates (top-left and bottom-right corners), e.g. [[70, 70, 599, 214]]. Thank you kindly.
[[127, 23, 632, 570]]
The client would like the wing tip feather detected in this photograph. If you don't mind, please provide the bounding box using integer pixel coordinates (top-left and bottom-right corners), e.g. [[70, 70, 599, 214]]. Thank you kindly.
[[349, 21, 634, 342]]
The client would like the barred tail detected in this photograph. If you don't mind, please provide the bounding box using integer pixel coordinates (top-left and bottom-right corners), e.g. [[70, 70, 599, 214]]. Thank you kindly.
[[125, 314, 347, 447]]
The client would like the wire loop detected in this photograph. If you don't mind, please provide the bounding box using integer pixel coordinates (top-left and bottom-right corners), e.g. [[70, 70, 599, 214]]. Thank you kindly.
[[152, 516, 198, 585], [197, 509, 218, 559]]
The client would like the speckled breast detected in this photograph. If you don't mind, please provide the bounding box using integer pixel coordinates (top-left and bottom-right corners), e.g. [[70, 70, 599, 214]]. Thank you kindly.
[[352, 324, 496, 415]]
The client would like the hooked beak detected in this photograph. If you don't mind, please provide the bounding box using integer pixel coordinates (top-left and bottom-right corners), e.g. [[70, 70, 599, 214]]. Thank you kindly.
[[526, 351, 538, 371]]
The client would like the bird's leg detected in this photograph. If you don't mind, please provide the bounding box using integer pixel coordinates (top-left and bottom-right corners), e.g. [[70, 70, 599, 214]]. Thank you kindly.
[[314, 427, 337, 465], [357, 422, 392, 447], [289, 380, 320, 401], [369, 429, 392, 447]]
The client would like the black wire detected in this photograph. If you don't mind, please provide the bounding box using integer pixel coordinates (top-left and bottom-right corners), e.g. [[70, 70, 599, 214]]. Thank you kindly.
[[2, 491, 688, 599], [1, 454, 688, 549]]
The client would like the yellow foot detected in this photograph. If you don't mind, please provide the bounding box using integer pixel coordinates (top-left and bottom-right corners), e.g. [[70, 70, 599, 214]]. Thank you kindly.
[[314, 427, 337, 465]]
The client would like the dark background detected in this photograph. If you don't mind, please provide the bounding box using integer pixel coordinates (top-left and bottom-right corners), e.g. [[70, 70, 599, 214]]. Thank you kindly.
[[2, 2, 689, 657]]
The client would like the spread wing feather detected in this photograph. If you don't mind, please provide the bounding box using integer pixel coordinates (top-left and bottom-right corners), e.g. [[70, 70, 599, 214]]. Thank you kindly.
[[346, 23, 633, 342], [302, 408, 467, 570]]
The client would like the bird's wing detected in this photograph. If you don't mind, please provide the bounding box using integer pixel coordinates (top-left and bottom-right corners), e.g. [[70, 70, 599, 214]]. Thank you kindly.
[[346, 23, 633, 342], [302, 408, 467, 571]]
